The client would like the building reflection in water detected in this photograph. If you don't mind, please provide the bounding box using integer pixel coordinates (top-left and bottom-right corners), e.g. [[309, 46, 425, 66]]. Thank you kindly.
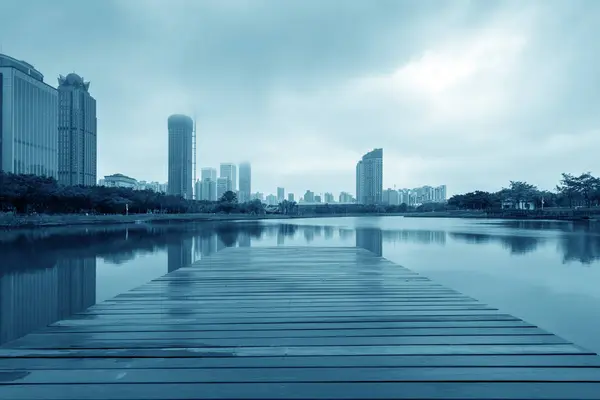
[[167, 238, 193, 273], [0, 257, 96, 345], [355, 227, 383, 256]]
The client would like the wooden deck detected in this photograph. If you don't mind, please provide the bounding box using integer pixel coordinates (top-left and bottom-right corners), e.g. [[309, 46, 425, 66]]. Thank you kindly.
[[1, 246, 600, 399]]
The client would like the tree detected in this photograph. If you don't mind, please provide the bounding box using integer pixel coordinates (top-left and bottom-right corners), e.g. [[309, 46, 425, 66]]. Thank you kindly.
[[504, 181, 538, 209], [219, 191, 238, 204], [557, 172, 600, 207], [278, 200, 298, 215]]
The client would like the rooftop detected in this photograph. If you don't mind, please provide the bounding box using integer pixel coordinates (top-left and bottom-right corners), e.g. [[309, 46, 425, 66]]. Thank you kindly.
[[0, 53, 44, 82], [58, 73, 91, 92]]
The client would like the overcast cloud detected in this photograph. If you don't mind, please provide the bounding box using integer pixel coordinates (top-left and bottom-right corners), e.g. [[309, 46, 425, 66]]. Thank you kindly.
[[1, 0, 599, 196]]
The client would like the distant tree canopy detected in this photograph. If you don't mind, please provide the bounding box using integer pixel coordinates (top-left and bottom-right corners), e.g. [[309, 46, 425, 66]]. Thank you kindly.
[[0, 172, 264, 215], [448, 172, 600, 210]]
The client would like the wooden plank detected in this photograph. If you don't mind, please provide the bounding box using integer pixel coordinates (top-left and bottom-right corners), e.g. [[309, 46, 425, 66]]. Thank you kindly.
[[28, 327, 545, 340], [0, 344, 588, 358], [2, 382, 600, 400], [4, 366, 600, 384], [78, 305, 496, 315], [88, 301, 485, 310], [3, 354, 600, 370], [49, 314, 524, 327], [41, 319, 535, 333], [7, 334, 567, 350]]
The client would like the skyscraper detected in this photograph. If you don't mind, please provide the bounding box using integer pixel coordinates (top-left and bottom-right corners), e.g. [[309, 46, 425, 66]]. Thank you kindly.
[[201, 167, 217, 181], [356, 148, 383, 204], [220, 163, 237, 191], [167, 114, 193, 199], [356, 160, 364, 204], [57, 73, 97, 186], [277, 187, 285, 202], [216, 177, 229, 199], [238, 162, 251, 202], [0, 54, 58, 178]]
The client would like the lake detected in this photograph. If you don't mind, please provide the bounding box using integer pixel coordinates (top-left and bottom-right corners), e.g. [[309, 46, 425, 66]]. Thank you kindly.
[[1, 216, 600, 354]]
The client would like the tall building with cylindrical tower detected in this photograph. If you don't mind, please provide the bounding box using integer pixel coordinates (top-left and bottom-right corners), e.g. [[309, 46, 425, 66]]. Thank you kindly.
[[167, 114, 193, 199]]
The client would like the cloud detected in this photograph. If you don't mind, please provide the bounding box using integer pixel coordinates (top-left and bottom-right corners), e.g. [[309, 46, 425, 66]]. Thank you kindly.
[[1, 0, 599, 197]]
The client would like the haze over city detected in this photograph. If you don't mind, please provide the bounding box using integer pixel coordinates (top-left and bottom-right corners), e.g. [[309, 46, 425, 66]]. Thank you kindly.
[[1, 0, 599, 196]]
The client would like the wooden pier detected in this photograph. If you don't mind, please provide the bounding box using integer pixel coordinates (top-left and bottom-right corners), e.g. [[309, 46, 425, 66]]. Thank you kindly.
[[1, 246, 600, 399]]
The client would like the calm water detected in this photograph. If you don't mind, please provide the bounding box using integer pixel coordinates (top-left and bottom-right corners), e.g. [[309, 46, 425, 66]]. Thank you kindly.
[[1, 216, 600, 354]]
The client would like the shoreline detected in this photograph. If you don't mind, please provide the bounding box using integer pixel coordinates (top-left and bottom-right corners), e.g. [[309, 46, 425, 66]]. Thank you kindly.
[[2, 209, 598, 230]]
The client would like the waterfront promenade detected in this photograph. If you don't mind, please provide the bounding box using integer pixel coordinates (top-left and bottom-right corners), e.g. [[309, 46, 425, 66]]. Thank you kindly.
[[1, 247, 600, 399]]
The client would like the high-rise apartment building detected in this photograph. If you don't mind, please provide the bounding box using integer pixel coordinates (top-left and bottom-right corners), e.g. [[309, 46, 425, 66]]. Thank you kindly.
[[324, 192, 334, 203], [355, 161, 363, 204], [238, 162, 251, 202], [201, 167, 217, 181], [198, 167, 217, 201], [303, 190, 315, 203], [199, 178, 217, 201], [383, 188, 399, 205], [167, 114, 193, 199], [339, 192, 354, 203], [277, 187, 285, 202], [287, 193, 294, 202], [216, 177, 229, 200], [220, 163, 237, 192], [355, 148, 383, 204], [0, 54, 58, 178], [57, 73, 97, 186]]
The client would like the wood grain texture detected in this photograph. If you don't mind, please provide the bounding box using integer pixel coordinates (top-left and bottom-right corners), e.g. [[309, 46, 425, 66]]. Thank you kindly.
[[1, 246, 599, 399]]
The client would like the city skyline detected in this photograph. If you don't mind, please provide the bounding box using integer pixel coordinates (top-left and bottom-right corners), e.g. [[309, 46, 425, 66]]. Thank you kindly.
[[2, 2, 599, 197]]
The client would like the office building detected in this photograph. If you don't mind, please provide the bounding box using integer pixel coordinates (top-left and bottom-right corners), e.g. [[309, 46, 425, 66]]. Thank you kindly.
[[287, 193, 294, 202], [167, 114, 193, 199], [57, 73, 97, 186], [339, 191, 354, 203], [220, 163, 237, 191], [355, 148, 383, 204], [383, 188, 399, 205], [303, 190, 315, 203], [238, 162, 251, 202], [102, 173, 137, 188], [199, 178, 217, 201], [201, 167, 217, 181], [216, 177, 229, 199], [0, 53, 58, 177], [277, 187, 285, 202], [266, 194, 277, 206], [324, 192, 334, 203]]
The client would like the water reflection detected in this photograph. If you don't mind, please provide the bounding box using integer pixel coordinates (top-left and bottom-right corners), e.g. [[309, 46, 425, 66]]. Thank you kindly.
[[450, 232, 542, 255], [454, 220, 600, 263], [0, 257, 96, 345], [2, 218, 600, 346]]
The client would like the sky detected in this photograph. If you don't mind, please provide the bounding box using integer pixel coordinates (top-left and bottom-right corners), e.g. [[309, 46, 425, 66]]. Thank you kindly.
[[1, 0, 599, 197]]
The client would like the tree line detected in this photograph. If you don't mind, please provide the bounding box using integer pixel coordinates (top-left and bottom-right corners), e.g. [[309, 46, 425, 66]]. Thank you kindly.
[[447, 173, 600, 210], [0, 172, 264, 215], [2, 171, 599, 216]]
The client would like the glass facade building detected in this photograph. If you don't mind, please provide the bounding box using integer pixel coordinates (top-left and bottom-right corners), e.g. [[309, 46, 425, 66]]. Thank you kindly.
[[0, 54, 58, 178], [167, 114, 194, 199], [356, 148, 383, 204], [58, 73, 97, 186], [238, 162, 251, 202]]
